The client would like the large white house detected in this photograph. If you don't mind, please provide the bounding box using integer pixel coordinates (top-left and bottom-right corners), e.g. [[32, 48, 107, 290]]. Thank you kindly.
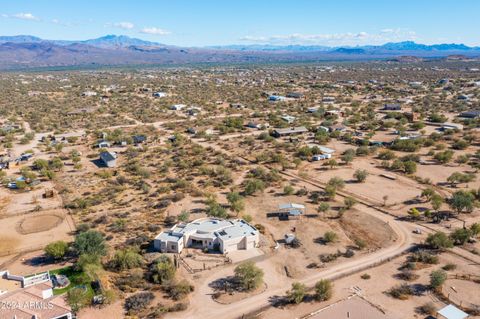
[[154, 218, 259, 254]]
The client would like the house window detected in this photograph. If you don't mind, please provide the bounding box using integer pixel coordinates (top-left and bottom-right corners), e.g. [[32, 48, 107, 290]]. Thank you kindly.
[[171, 245, 175, 250]]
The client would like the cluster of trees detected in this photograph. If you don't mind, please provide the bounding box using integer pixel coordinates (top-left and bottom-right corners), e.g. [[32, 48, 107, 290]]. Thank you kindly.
[[426, 224, 480, 249], [285, 279, 333, 304]]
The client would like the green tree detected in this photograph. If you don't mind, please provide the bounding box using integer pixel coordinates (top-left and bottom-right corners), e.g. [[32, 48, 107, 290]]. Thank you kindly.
[[425, 232, 453, 250], [234, 261, 264, 291], [341, 149, 355, 165], [353, 169, 368, 183], [44, 241, 68, 260], [283, 185, 295, 195], [226, 192, 245, 213], [344, 197, 357, 209], [470, 223, 480, 238], [403, 161, 417, 174], [430, 270, 447, 290], [244, 179, 266, 196], [327, 177, 345, 189], [286, 282, 306, 304], [323, 231, 338, 244], [449, 191, 475, 214], [431, 194, 444, 212], [450, 228, 472, 245], [74, 230, 106, 257], [314, 279, 333, 301], [318, 202, 330, 214]]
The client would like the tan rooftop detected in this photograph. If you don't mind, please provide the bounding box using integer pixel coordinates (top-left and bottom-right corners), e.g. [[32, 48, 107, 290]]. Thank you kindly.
[[307, 296, 391, 319]]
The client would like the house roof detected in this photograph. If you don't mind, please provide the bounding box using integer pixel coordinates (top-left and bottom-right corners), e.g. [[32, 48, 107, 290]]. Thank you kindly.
[[308, 296, 391, 319], [438, 305, 469, 319], [273, 126, 308, 135], [156, 218, 258, 243], [100, 151, 116, 162], [279, 203, 305, 210], [0, 283, 71, 319]]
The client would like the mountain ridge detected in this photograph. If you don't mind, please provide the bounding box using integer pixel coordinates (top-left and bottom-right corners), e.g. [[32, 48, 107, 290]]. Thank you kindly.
[[0, 35, 479, 70]]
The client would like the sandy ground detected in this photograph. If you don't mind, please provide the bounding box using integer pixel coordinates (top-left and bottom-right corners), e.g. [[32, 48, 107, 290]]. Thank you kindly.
[[0, 250, 73, 276], [0, 210, 74, 256], [259, 252, 480, 319]]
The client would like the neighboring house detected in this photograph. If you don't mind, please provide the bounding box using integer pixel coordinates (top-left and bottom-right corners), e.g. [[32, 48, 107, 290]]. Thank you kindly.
[[383, 103, 402, 111], [268, 95, 286, 102], [286, 92, 304, 99], [154, 218, 259, 254], [322, 96, 335, 104], [133, 135, 147, 144], [229, 103, 245, 109], [441, 123, 464, 131], [152, 92, 167, 98], [459, 110, 480, 119], [246, 122, 270, 130], [186, 127, 199, 135], [271, 126, 309, 138], [307, 106, 320, 113], [329, 124, 347, 132], [325, 109, 344, 117], [0, 270, 72, 319], [278, 203, 306, 220], [170, 104, 186, 111], [457, 94, 470, 101], [97, 140, 110, 148], [100, 151, 117, 168], [281, 115, 296, 123], [312, 154, 331, 161], [81, 90, 97, 97]]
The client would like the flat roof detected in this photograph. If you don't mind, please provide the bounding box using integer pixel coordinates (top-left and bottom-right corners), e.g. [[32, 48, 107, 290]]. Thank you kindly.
[[273, 127, 308, 135], [307, 296, 391, 319], [279, 203, 305, 210], [157, 218, 258, 242], [438, 305, 469, 319]]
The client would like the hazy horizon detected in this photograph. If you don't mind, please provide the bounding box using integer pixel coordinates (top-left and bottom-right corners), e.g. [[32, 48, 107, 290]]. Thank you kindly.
[[1, 0, 479, 47]]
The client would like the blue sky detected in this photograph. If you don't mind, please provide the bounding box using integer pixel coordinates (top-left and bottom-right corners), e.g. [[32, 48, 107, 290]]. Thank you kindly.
[[1, 0, 479, 47]]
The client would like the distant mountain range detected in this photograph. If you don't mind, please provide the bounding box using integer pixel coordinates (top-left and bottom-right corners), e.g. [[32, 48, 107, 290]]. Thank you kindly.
[[0, 35, 479, 70]]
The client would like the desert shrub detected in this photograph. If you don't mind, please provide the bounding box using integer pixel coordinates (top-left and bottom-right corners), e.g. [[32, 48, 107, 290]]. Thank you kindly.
[[116, 269, 146, 291], [430, 270, 447, 289], [314, 279, 333, 301], [442, 263, 457, 271], [409, 251, 439, 264], [124, 292, 154, 314], [110, 248, 144, 270], [417, 302, 436, 315], [164, 280, 194, 300], [388, 284, 413, 299], [323, 231, 338, 244], [149, 255, 176, 284], [286, 282, 306, 304]]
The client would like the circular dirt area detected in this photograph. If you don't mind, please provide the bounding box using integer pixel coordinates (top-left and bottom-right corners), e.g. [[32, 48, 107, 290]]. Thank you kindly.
[[17, 214, 64, 235], [444, 279, 480, 305]]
